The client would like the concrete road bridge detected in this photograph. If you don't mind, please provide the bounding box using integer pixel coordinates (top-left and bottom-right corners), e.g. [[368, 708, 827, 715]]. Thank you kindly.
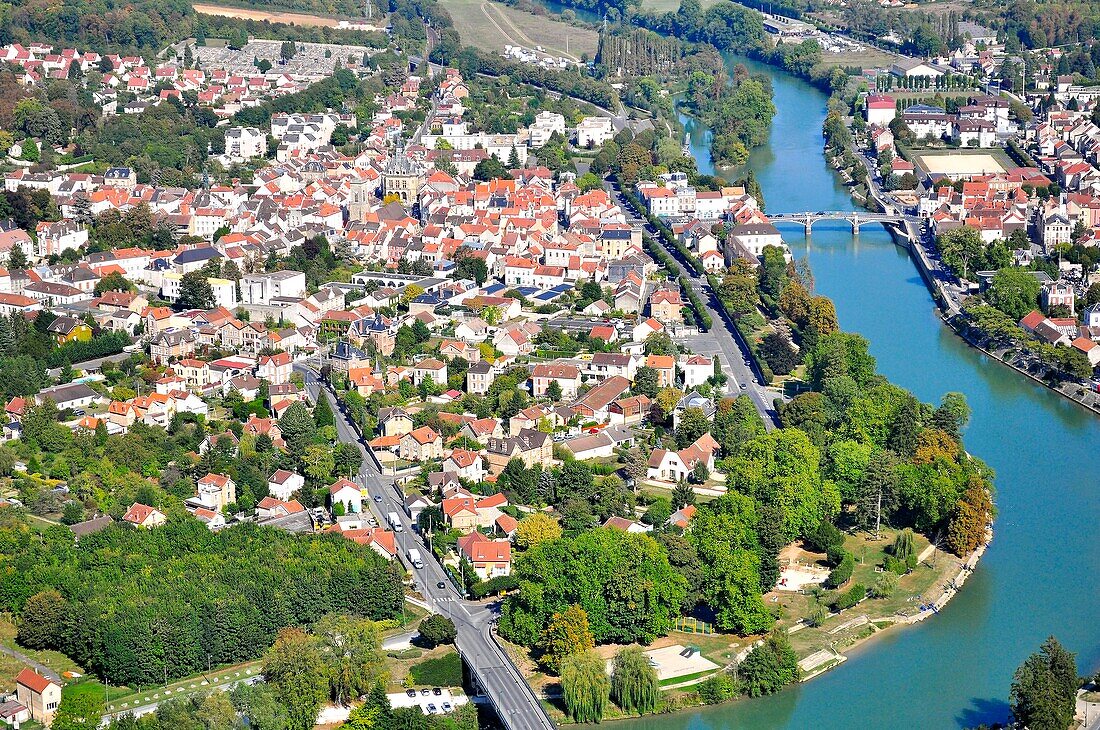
[[766, 210, 906, 235]]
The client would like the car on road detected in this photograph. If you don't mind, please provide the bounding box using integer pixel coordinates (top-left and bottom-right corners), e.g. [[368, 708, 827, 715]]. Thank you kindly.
[[740, 383, 747, 390], [374, 495, 383, 502], [436, 580, 447, 589]]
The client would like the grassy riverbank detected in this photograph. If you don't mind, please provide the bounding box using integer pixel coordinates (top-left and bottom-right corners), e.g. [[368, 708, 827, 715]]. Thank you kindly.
[[500, 523, 977, 725]]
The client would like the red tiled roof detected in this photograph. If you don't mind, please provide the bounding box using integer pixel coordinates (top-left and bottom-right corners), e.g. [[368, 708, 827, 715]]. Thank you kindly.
[[16, 668, 54, 694]]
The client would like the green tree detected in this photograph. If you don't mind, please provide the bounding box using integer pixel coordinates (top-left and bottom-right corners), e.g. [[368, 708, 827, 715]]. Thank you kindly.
[[278, 401, 317, 458], [177, 271, 215, 310], [697, 672, 737, 704], [986, 267, 1042, 320], [538, 604, 594, 674], [727, 428, 840, 541], [736, 632, 800, 697], [61, 500, 85, 524], [689, 492, 774, 634], [1011, 637, 1078, 730], [760, 332, 799, 375], [545, 379, 563, 402], [674, 407, 711, 448], [500, 529, 686, 647], [302, 444, 335, 483], [472, 156, 510, 181], [418, 614, 457, 649], [937, 226, 984, 280], [454, 251, 488, 285], [610, 646, 659, 715], [94, 271, 135, 295], [560, 650, 610, 724], [671, 480, 695, 510], [17, 589, 68, 649], [314, 614, 384, 706], [262, 628, 328, 730], [643, 331, 676, 357], [632, 366, 659, 398], [313, 393, 335, 428]]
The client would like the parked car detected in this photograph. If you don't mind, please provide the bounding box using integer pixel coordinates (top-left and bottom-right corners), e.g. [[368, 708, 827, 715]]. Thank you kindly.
[[432, 687, 442, 696], [426, 703, 437, 714], [406, 689, 417, 698]]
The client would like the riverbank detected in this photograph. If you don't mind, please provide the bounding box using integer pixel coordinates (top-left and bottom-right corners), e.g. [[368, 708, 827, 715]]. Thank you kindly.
[[527, 526, 991, 725], [835, 117, 1100, 418]]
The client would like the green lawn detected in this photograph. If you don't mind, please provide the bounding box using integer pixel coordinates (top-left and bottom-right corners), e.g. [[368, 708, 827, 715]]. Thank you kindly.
[[659, 668, 716, 687], [409, 651, 464, 687]]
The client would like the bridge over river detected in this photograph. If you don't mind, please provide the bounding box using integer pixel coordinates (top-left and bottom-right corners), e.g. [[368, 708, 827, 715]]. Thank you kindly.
[[766, 210, 910, 235]]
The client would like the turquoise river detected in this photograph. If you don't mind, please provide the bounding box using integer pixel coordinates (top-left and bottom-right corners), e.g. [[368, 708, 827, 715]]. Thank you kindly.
[[617, 54, 1100, 728]]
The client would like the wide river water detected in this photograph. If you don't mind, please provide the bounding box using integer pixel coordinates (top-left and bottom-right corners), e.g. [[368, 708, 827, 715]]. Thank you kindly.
[[616, 53, 1100, 728]]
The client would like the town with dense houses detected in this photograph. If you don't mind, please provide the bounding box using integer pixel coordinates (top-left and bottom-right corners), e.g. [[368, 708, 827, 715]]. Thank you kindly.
[[0, 0, 1096, 726]]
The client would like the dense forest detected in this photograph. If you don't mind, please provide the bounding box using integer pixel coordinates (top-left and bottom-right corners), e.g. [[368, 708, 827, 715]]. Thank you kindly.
[[0, 516, 403, 687], [682, 62, 775, 167]]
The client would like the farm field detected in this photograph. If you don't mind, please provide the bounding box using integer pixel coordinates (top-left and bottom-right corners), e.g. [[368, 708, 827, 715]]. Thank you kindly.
[[440, 0, 598, 60], [193, 3, 347, 27]]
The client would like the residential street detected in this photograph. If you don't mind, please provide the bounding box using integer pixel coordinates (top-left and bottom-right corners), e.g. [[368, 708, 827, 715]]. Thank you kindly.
[[607, 183, 781, 427], [297, 364, 556, 730]]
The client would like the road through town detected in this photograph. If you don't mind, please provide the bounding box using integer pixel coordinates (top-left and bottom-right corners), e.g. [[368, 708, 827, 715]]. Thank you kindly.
[[607, 183, 780, 427], [297, 364, 555, 730]]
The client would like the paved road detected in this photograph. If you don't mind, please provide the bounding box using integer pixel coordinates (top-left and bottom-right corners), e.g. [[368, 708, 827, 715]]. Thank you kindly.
[[606, 183, 780, 427], [0, 644, 62, 682], [297, 364, 555, 730]]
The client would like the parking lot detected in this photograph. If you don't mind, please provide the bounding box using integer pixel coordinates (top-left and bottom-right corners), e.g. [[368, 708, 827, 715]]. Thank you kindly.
[[387, 688, 469, 715]]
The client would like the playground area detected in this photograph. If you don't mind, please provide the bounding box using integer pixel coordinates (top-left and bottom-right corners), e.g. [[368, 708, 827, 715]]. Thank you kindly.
[[775, 563, 831, 592]]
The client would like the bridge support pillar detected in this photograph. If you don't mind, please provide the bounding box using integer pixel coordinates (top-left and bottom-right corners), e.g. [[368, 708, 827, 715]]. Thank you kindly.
[[851, 216, 860, 235], [804, 221, 813, 236]]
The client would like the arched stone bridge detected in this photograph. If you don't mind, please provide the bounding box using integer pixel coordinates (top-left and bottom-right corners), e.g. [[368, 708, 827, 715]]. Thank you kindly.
[[766, 211, 907, 235]]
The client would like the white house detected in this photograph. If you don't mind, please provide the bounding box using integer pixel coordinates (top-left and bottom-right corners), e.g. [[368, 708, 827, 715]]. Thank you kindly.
[[680, 354, 714, 389], [329, 477, 363, 514], [268, 469, 305, 501], [442, 448, 485, 483]]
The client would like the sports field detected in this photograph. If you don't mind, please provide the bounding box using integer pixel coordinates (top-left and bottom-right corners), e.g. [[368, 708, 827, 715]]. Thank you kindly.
[[440, 0, 598, 60], [913, 150, 1012, 177]]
